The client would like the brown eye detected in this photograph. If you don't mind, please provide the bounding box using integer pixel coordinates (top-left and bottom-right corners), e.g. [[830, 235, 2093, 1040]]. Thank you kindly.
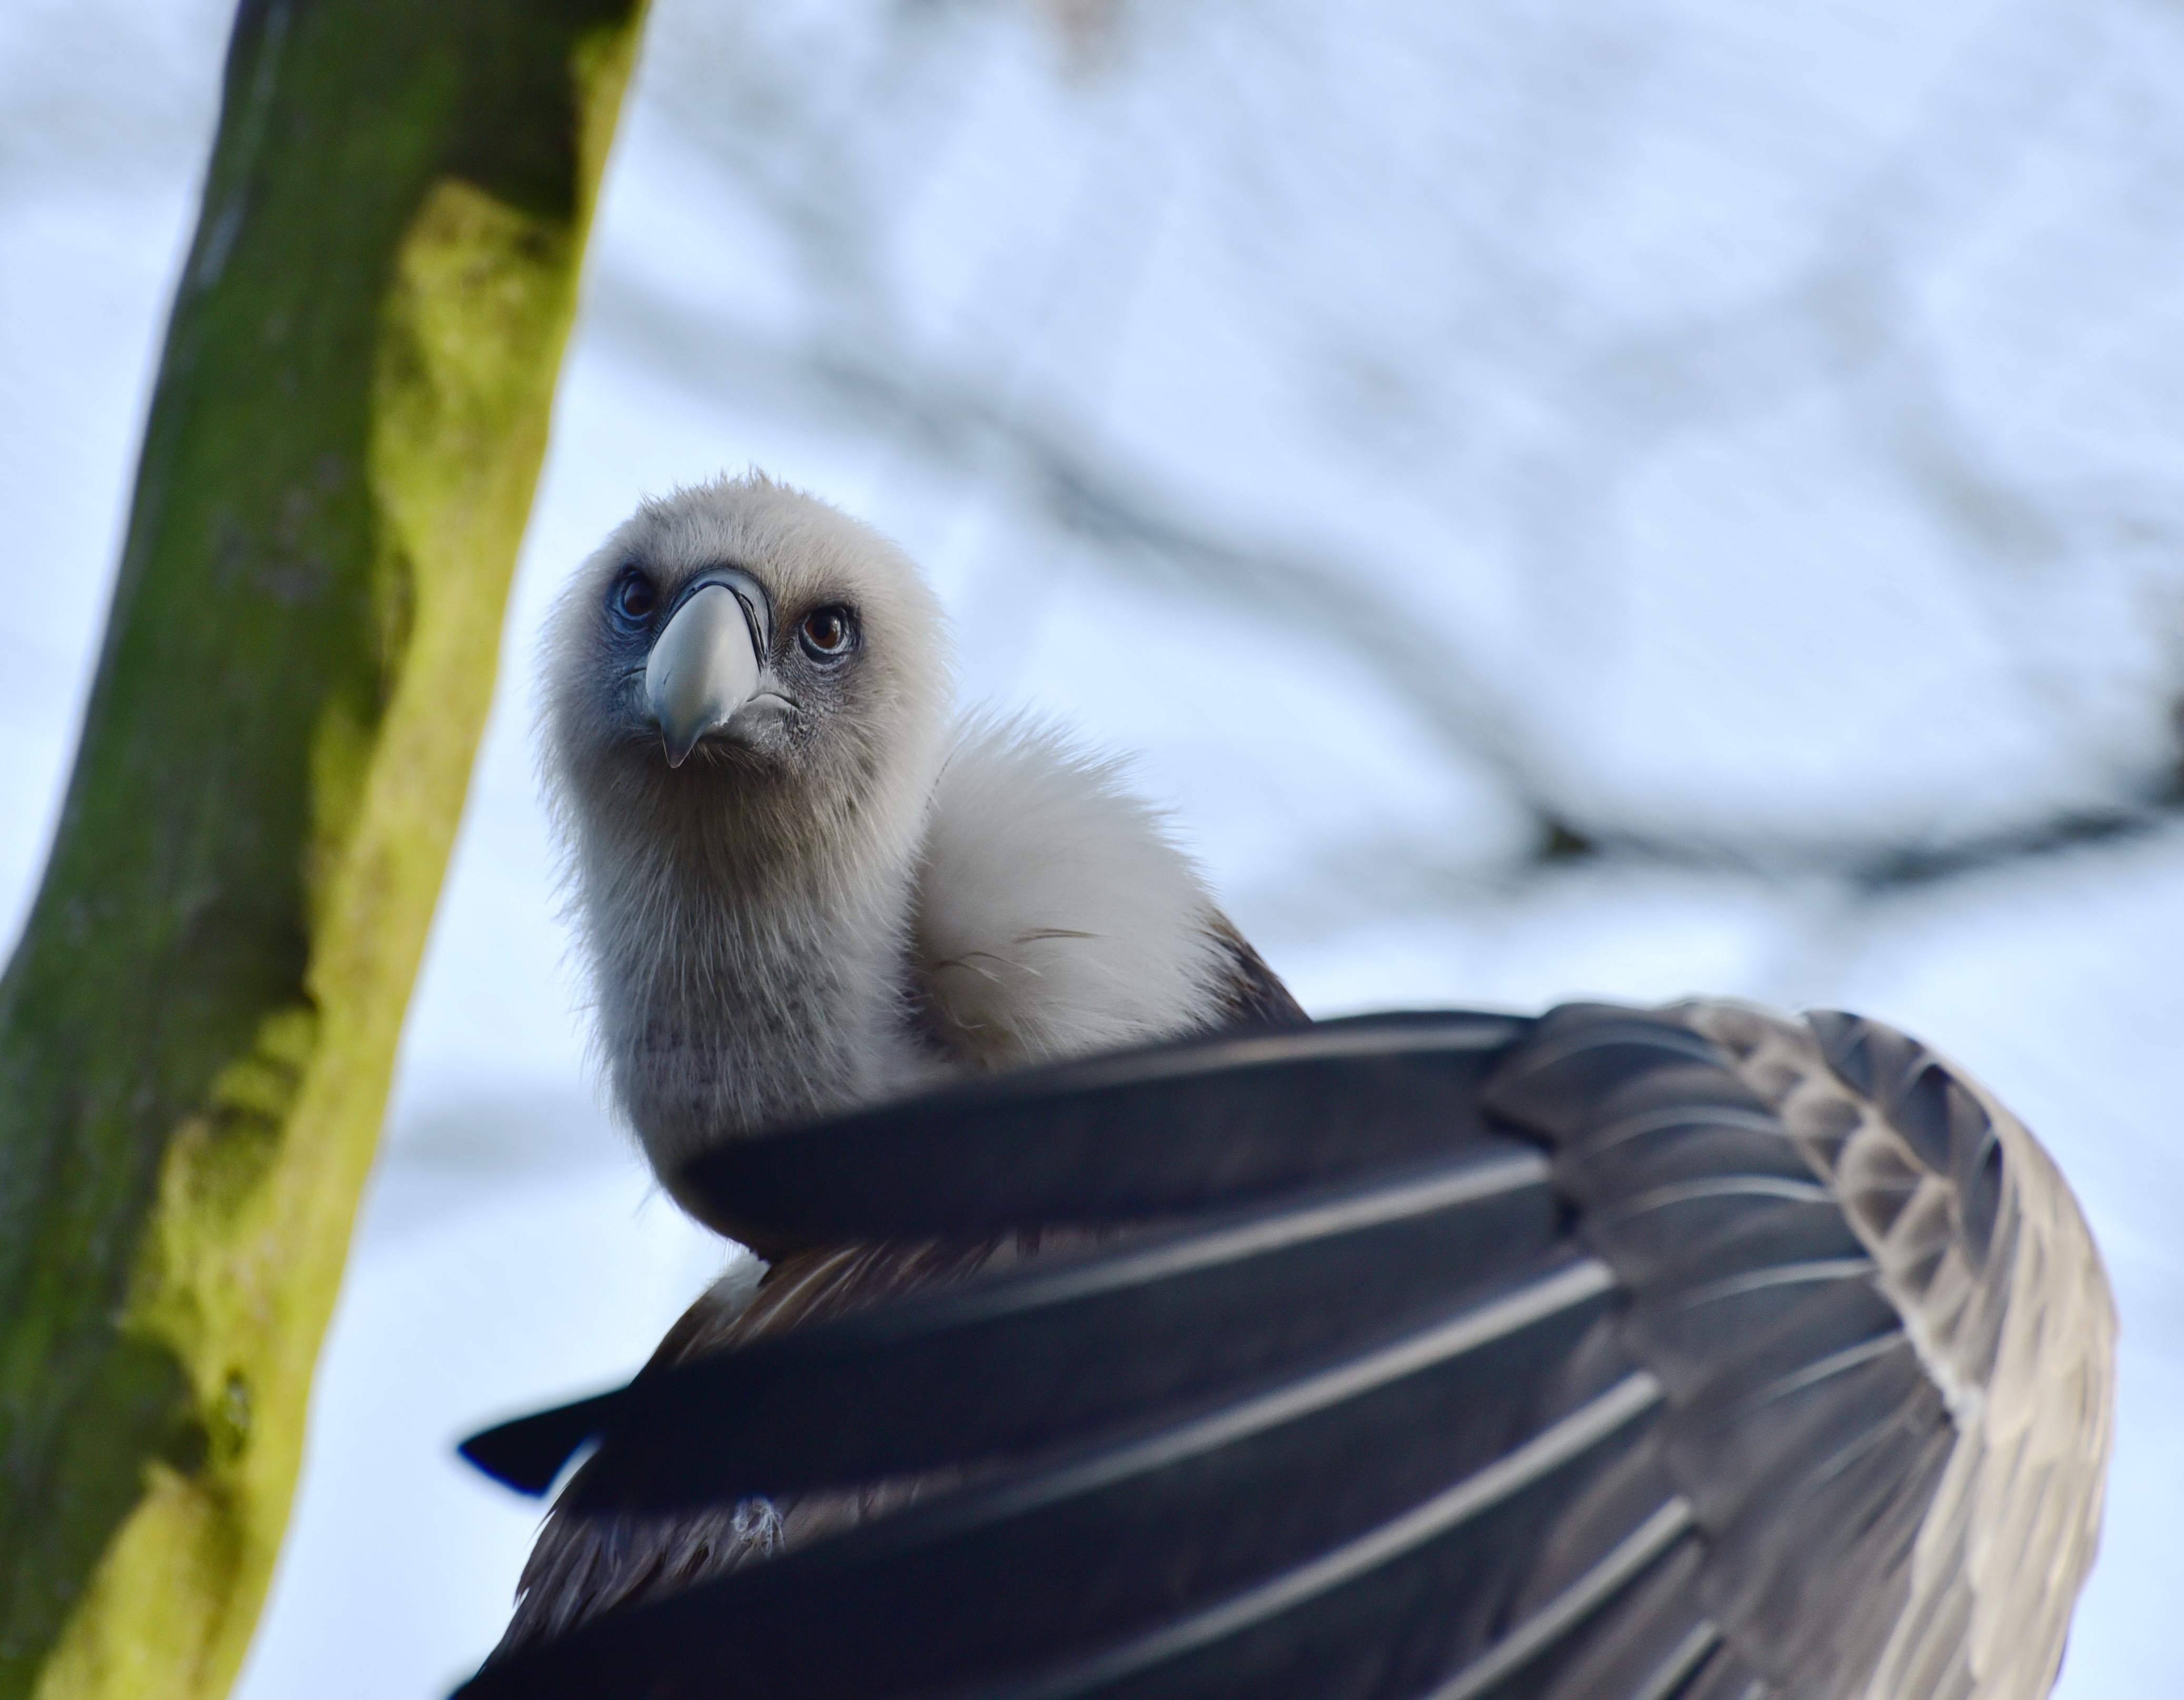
[[612, 571, 657, 625], [799, 605, 856, 659]]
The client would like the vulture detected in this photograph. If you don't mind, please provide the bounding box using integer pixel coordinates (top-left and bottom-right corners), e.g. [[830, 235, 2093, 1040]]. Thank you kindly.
[[455, 473, 2115, 1700]]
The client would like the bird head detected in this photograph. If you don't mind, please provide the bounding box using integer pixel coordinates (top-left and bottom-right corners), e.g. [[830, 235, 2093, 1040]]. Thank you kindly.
[[542, 472, 952, 893]]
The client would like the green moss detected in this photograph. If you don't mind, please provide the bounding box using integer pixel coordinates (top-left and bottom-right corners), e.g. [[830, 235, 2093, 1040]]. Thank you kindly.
[[0, 4, 649, 1697]]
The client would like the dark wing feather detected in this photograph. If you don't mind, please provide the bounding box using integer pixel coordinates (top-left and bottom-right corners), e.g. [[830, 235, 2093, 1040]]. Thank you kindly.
[[471, 1145, 1556, 1508], [464, 1263, 1640, 1700], [459, 1004, 2111, 1700], [676, 1010, 1527, 1249], [487, 1238, 1026, 1657]]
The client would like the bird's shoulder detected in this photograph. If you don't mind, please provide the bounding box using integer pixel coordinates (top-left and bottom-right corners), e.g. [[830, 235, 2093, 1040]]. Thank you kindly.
[[909, 715, 1301, 1073]]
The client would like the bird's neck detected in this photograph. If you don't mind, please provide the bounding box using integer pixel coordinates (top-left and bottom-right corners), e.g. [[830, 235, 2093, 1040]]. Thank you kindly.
[[579, 809, 932, 1196]]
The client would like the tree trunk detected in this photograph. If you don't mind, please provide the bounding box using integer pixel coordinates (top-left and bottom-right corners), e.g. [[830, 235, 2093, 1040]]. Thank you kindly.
[[0, 2, 647, 1695]]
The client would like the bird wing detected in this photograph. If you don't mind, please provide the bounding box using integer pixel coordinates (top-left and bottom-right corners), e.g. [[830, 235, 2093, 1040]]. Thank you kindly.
[[910, 717, 1299, 1073], [456, 1002, 2112, 1700]]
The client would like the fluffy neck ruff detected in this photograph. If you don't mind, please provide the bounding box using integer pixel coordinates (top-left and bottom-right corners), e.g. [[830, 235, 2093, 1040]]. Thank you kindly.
[[560, 745, 938, 1211]]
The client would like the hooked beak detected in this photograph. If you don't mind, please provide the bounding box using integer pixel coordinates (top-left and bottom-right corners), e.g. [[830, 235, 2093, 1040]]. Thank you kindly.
[[644, 576, 775, 767]]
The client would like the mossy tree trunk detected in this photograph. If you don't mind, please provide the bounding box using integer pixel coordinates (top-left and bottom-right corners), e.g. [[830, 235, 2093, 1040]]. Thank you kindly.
[[0, 2, 648, 1695]]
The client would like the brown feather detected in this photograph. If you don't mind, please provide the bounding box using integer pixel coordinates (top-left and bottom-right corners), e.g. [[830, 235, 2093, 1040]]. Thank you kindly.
[[1206, 911, 1310, 1031]]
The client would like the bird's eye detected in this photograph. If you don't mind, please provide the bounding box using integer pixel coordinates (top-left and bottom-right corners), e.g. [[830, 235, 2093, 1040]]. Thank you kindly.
[[611, 572, 657, 626], [799, 606, 856, 660]]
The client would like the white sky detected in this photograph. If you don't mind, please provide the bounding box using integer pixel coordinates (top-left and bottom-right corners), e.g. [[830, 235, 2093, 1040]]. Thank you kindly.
[[2, 2, 2178, 1695]]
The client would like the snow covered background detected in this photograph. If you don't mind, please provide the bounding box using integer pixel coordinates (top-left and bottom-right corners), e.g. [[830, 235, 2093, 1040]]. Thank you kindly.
[[4, 0, 2181, 1694]]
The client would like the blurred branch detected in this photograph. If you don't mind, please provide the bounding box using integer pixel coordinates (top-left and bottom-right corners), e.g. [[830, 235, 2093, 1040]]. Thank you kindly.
[[1534, 774, 2184, 893], [594, 268, 2184, 909], [582, 0, 2184, 943], [593, 268, 1560, 799], [0, 3, 646, 1696]]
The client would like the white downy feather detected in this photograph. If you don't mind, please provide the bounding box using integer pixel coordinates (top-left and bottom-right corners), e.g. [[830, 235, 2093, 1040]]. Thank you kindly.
[[912, 715, 1234, 1073]]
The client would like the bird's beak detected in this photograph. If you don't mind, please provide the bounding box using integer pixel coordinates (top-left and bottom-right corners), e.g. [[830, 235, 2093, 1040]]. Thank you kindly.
[[645, 580, 769, 768]]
